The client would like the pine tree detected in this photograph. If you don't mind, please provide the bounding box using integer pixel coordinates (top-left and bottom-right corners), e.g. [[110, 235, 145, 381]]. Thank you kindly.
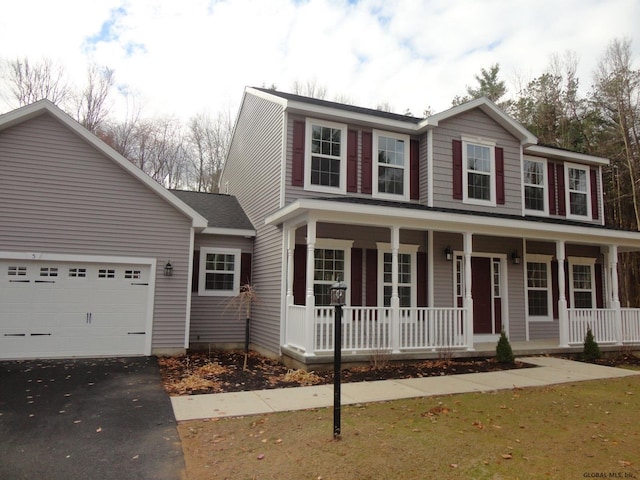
[[496, 330, 515, 364]]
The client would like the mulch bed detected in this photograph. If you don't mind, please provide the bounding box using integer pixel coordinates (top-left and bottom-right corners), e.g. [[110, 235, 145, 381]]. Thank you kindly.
[[158, 350, 538, 396]]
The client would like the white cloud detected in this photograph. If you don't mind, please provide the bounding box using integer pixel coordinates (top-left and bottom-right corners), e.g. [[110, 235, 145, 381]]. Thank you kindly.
[[0, 0, 638, 120]]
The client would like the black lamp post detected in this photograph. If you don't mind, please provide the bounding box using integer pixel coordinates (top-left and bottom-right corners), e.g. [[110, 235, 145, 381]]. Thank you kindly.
[[330, 280, 347, 440]]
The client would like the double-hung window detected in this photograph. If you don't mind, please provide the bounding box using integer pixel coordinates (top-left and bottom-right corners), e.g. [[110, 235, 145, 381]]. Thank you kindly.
[[523, 157, 547, 215], [565, 163, 591, 219], [569, 258, 595, 309], [313, 240, 352, 306], [526, 255, 552, 319], [463, 137, 495, 205], [373, 130, 410, 200], [305, 118, 347, 194], [378, 243, 418, 307], [199, 248, 241, 296]]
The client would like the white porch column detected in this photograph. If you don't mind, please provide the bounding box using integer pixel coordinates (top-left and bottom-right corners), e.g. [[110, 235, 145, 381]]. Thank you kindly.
[[286, 226, 295, 306], [557, 240, 569, 347], [305, 221, 316, 354], [390, 226, 401, 353], [610, 244, 623, 345], [464, 232, 475, 351]]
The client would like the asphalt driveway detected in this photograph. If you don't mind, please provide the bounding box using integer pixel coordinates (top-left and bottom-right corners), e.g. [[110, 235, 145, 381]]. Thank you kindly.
[[0, 356, 185, 480]]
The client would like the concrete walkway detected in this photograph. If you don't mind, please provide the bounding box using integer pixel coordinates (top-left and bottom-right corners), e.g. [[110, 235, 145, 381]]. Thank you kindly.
[[171, 357, 640, 421]]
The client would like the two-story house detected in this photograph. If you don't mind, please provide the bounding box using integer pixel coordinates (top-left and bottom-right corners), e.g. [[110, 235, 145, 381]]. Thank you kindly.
[[221, 87, 640, 367]]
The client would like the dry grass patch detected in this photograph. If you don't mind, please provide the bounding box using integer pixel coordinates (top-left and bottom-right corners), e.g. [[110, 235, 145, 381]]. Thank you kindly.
[[178, 376, 640, 480]]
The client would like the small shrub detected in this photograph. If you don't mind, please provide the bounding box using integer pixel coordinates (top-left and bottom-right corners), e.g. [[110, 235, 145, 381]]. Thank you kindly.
[[496, 330, 515, 364], [583, 327, 601, 362]]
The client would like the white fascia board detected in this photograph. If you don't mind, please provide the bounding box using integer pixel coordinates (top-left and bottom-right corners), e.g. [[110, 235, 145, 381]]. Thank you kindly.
[[200, 227, 256, 237], [265, 199, 640, 249], [0, 100, 208, 229], [525, 145, 609, 166], [420, 97, 537, 146]]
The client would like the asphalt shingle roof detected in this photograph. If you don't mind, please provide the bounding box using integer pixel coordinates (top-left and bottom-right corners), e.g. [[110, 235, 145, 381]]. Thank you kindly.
[[170, 190, 255, 231]]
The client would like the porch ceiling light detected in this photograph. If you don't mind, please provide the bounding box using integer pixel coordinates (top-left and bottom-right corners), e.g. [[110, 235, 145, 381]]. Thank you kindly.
[[330, 280, 348, 306], [444, 246, 453, 262], [164, 260, 174, 277], [511, 250, 521, 265]]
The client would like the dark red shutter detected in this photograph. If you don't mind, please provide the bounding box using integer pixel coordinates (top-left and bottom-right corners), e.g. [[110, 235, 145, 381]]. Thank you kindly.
[[347, 130, 358, 193], [452, 139, 463, 200], [495, 147, 505, 205], [191, 250, 200, 293], [351, 248, 363, 306], [365, 249, 377, 306], [548, 162, 557, 215], [417, 251, 427, 307], [410, 139, 420, 200], [240, 253, 252, 286], [293, 245, 306, 305], [361, 131, 372, 194], [551, 260, 558, 319], [595, 263, 604, 308], [292, 120, 305, 186], [557, 163, 566, 216], [591, 168, 599, 220]]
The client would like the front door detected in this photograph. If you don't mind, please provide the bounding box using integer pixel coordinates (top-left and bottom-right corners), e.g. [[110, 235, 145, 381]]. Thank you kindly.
[[471, 257, 492, 334]]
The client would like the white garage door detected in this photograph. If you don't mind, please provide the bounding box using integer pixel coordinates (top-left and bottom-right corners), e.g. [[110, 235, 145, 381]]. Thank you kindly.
[[0, 259, 151, 359]]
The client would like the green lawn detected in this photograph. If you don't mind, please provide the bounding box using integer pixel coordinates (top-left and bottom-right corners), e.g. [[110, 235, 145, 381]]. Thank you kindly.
[[179, 376, 640, 480]]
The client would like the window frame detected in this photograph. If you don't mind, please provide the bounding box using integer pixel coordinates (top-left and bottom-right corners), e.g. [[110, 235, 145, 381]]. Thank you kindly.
[[198, 247, 241, 297], [462, 136, 496, 206], [564, 162, 592, 220], [377, 243, 418, 308], [312, 239, 353, 307], [523, 156, 548, 216], [372, 129, 411, 201], [304, 118, 348, 194], [525, 254, 553, 322], [568, 256, 596, 309]]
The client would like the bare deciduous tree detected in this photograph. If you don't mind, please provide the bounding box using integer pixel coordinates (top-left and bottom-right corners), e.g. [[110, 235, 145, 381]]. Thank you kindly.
[[188, 110, 232, 193], [73, 63, 115, 133], [4, 57, 71, 107]]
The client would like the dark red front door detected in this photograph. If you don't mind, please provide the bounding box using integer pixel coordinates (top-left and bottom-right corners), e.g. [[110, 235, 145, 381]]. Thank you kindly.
[[472, 257, 492, 334]]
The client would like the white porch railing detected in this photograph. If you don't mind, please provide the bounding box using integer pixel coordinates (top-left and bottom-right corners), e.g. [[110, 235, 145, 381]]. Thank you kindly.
[[568, 308, 618, 344], [621, 309, 640, 344], [286, 305, 466, 354], [567, 308, 640, 345], [400, 307, 466, 350]]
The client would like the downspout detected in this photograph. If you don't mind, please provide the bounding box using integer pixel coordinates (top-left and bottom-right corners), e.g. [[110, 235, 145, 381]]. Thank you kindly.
[[183, 227, 196, 350], [427, 129, 434, 208]]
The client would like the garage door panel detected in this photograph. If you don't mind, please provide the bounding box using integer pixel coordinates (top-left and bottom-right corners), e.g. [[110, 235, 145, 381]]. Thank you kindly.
[[0, 259, 151, 359]]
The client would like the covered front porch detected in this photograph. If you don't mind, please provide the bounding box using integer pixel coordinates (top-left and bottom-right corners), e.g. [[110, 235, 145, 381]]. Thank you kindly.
[[267, 198, 640, 363]]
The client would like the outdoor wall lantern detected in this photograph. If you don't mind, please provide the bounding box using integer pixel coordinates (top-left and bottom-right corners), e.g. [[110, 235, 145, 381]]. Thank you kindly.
[[164, 260, 174, 277], [444, 246, 453, 262], [329, 279, 347, 440], [511, 250, 521, 265]]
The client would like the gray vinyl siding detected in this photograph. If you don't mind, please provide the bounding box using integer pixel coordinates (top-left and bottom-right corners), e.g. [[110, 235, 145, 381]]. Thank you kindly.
[[432, 109, 522, 215], [0, 113, 193, 351], [221, 92, 286, 354], [189, 235, 253, 344]]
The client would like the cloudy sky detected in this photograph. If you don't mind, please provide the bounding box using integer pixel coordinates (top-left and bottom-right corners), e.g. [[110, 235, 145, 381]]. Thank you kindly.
[[1, 0, 638, 120]]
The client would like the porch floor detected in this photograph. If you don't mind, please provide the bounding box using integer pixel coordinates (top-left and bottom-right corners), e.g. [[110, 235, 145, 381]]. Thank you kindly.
[[281, 340, 637, 370]]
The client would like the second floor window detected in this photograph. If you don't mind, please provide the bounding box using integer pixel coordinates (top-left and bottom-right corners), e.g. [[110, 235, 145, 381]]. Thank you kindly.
[[524, 158, 547, 214], [373, 131, 410, 200], [566, 163, 591, 218], [305, 119, 347, 194], [463, 139, 495, 205]]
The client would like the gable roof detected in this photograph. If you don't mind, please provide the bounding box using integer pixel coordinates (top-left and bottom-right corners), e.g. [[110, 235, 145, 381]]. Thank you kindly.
[[170, 190, 255, 236], [246, 87, 538, 146], [421, 97, 538, 146], [0, 100, 208, 229]]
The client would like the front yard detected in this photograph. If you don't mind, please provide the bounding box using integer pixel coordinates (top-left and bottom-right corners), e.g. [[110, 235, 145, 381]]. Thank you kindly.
[[178, 376, 640, 479]]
